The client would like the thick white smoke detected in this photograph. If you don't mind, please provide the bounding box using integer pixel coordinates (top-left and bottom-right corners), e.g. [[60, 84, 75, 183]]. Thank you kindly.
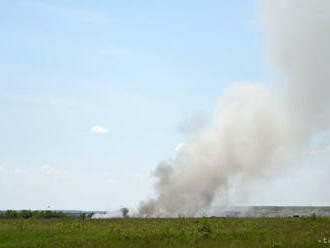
[[139, 0, 330, 217]]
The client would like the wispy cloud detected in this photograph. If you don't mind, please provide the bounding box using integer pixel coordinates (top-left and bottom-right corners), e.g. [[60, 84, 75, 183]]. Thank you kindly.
[[89, 125, 109, 134], [41, 164, 69, 178], [175, 142, 185, 152], [307, 145, 330, 156], [0, 166, 5, 173]]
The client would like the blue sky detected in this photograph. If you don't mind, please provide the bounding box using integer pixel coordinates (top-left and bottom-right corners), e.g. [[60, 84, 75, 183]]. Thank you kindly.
[[0, 0, 329, 211]]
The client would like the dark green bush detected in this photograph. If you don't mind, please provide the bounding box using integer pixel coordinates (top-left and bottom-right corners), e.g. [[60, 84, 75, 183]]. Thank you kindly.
[[87, 212, 94, 218], [311, 213, 317, 220], [4, 210, 18, 219], [198, 217, 212, 237], [19, 210, 33, 219], [0, 210, 69, 219], [34, 211, 67, 219]]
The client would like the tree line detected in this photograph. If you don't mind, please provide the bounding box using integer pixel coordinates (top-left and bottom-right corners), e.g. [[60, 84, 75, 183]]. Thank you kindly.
[[0, 210, 70, 219]]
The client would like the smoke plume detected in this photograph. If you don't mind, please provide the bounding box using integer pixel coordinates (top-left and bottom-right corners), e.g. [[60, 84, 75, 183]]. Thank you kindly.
[[139, 0, 330, 217]]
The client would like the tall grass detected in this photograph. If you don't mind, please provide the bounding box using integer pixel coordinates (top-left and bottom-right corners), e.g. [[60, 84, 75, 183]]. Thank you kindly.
[[0, 217, 329, 247]]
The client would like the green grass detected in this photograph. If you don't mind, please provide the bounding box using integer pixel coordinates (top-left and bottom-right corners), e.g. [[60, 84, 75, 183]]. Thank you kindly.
[[0, 217, 329, 247]]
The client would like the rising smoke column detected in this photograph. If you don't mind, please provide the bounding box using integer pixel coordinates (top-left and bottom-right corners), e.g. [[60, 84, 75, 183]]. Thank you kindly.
[[139, 0, 330, 217]]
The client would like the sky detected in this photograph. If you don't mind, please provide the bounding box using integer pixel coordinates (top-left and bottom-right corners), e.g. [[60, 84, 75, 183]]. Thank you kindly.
[[0, 0, 329, 211]]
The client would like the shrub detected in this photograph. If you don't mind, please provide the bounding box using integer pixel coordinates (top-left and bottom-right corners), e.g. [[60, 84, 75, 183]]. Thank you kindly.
[[5, 210, 18, 219], [311, 213, 317, 220], [19, 210, 33, 219], [33, 211, 67, 219], [87, 212, 94, 219], [120, 208, 129, 218], [197, 217, 212, 238]]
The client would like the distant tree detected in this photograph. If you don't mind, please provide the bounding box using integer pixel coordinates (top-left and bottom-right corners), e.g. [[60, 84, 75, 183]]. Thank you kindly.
[[311, 213, 317, 220], [33, 210, 67, 219], [87, 212, 94, 219], [5, 210, 18, 219], [19, 210, 33, 219], [120, 208, 129, 218], [44, 211, 54, 219], [80, 212, 86, 224]]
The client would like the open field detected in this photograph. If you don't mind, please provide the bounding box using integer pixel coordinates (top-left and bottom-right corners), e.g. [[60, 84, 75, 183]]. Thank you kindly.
[[0, 217, 329, 248]]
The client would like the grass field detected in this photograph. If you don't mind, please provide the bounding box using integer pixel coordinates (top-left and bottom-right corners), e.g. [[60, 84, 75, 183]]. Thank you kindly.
[[0, 217, 329, 248]]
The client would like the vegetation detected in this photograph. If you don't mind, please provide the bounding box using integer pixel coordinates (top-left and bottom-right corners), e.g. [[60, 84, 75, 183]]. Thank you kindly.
[[120, 207, 129, 218], [0, 210, 69, 219], [0, 216, 329, 247]]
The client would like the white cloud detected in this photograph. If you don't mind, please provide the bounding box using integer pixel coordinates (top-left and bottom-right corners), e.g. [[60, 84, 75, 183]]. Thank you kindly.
[[89, 125, 109, 134], [41, 164, 69, 178], [0, 166, 5, 173], [175, 142, 185, 152], [308, 145, 330, 155]]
